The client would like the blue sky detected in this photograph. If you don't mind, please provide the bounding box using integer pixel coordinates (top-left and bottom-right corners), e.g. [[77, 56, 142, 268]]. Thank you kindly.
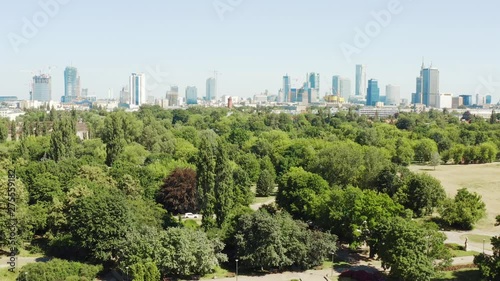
[[1, 0, 500, 101]]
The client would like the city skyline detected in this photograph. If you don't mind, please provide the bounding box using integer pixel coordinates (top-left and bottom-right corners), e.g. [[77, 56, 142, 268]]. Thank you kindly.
[[2, 1, 500, 102]]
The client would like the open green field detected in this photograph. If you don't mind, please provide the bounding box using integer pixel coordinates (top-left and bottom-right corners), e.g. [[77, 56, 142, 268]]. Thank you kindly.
[[411, 163, 500, 232]]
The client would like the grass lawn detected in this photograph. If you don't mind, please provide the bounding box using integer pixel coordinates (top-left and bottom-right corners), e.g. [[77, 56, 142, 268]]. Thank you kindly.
[[459, 234, 493, 250], [253, 196, 276, 204], [410, 163, 500, 232], [433, 269, 481, 280], [446, 243, 480, 257], [0, 268, 19, 281]]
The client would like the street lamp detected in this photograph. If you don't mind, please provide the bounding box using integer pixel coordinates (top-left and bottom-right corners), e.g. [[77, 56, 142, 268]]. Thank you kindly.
[[235, 259, 239, 281], [126, 266, 129, 281], [25, 272, 28, 281], [483, 239, 486, 253]]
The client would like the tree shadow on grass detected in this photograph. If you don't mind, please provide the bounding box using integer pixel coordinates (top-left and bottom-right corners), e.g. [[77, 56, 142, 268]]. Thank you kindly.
[[433, 269, 481, 281]]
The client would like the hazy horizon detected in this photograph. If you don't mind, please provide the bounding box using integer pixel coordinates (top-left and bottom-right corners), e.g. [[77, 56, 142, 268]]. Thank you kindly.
[[2, 0, 500, 102]]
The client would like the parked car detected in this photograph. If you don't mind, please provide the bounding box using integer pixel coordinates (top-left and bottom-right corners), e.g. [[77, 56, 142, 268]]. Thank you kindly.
[[184, 213, 198, 218]]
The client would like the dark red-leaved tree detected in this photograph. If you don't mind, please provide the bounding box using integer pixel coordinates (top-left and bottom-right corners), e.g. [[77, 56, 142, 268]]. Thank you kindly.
[[157, 168, 198, 214]]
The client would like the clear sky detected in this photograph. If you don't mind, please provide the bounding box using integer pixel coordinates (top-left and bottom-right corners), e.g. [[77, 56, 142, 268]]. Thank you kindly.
[[1, 0, 500, 101]]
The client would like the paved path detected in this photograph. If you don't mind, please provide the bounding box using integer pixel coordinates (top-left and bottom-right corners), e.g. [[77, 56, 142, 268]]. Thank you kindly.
[[0, 256, 50, 268], [443, 230, 495, 255], [249, 199, 275, 211]]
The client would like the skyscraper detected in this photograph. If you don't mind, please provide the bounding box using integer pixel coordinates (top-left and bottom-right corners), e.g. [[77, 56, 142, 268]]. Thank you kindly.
[[166, 86, 179, 106], [206, 77, 217, 101], [282, 75, 291, 102], [486, 95, 492, 104], [422, 67, 439, 107], [129, 73, 146, 106], [33, 74, 52, 102], [366, 79, 380, 106], [185, 86, 198, 105], [386, 85, 400, 105], [416, 61, 440, 107], [355, 65, 366, 97], [308, 73, 320, 91], [332, 76, 351, 97], [64, 66, 80, 102]]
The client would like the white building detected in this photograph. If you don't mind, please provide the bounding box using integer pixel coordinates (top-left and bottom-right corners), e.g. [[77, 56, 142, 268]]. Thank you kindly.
[[129, 73, 147, 106], [385, 85, 401, 106], [355, 65, 366, 97], [438, 93, 453, 109], [0, 108, 25, 121]]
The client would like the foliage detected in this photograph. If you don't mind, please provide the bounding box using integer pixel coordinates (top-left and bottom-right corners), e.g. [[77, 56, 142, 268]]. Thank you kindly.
[[398, 173, 446, 217], [17, 259, 102, 281], [474, 216, 500, 280], [276, 167, 329, 222], [256, 170, 275, 197], [157, 168, 198, 214], [439, 188, 486, 230], [68, 189, 132, 264], [232, 209, 337, 271]]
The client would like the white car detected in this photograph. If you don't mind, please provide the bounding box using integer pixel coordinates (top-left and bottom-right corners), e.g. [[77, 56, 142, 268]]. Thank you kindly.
[[184, 213, 198, 219]]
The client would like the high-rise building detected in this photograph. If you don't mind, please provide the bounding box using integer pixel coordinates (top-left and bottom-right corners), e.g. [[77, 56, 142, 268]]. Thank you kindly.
[[166, 86, 179, 106], [129, 73, 146, 106], [283, 75, 291, 102], [366, 79, 380, 106], [355, 65, 366, 97], [414, 76, 423, 104], [333, 76, 352, 98], [416, 62, 440, 107], [185, 86, 198, 105], [460, 95, 473, 106], [385, 85, 400, 106], [64, 66, 80, 102], [81, 88, 88, 98], [307, 73, 320, 103], [119, 86, 129, 104], [308, 73, 320, 91], [206, 77, 216, 101], [486, 95, 492, 104], [33, 74, 52, 102]]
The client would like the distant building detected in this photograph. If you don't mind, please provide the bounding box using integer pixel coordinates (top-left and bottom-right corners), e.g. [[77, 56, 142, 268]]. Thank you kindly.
[[119, 86, 130, 104], [129, 73, 146, 106], [358, 106, 399, 118], [185, 86, 198, 105], [452, 96, 463, 109], [64, 66, 80, 102], [486, 95, 492, 104], [422, 65, 439, 107], [81, 88, 88, 98], [166, 86, 179, 107], [332, 76, 351, 98], [0, 96, 18, 102], [228, 97, 233, 108], [206, 77, 217, 101], [0, 108, 24, 121], [385, 85, 400, 106], [438, 93, 453, 109], [33, 74, 52, 102], [366, 79, 380, 106], [355, 65, 366, 97], [282, 75, 291, 102], [460, 95, 473, 106]]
